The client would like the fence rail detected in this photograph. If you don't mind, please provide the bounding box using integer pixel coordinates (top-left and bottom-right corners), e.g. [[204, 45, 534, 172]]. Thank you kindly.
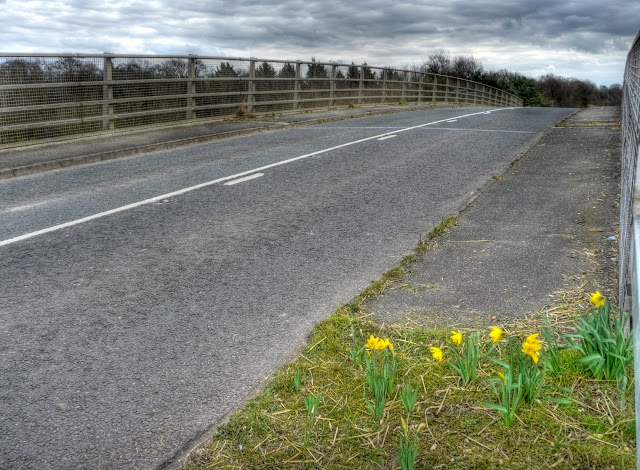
[[0, 54, 522, 148]]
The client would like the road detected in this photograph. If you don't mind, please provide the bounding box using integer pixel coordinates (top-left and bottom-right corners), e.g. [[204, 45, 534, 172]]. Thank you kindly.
[[0, 106, 575, 468]]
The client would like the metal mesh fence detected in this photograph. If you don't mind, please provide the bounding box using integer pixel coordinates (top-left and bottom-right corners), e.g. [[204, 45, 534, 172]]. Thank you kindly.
[[0, 54, 523, 149], [620, 32, 640, 308]]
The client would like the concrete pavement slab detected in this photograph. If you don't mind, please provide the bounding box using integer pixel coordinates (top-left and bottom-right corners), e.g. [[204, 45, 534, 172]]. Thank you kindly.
[[366, 107, 621, 328]]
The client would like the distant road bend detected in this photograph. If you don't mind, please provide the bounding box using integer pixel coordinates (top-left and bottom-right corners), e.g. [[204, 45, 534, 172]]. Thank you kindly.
[[0, 106, 575, 468]]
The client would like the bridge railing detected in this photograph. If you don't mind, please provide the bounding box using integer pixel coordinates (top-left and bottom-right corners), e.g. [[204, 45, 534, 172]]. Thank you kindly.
[[0, 54, 522, 149], [620, 31, 640, 309], [619, 29, 640, 469]]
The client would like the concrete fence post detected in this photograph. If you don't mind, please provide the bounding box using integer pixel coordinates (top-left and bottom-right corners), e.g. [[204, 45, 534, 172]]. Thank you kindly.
[[330, 65, 336, 107], [401, 72, 407, 103], [358, 67, 364, 105], [444, 77, 450, 103], [463, 79, 471, 105], [187, 56, 196, 120], [102, 56, 113, 131], [382, 69, 388, 104], [431, 75, 437, 102], [293, 63, 301, 110], [247, 60, 255, 113]]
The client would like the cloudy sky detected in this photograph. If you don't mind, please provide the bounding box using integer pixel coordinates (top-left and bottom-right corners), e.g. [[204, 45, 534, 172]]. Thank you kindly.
[[2, 0, 637, 86]]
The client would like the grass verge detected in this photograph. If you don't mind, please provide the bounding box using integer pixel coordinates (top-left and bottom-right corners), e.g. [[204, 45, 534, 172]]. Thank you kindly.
[[184, 300, 634, 469]]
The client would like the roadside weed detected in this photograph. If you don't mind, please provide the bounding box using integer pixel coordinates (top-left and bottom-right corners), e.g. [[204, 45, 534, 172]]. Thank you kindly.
[[400, 382, 418, 413], [396, 417, 425, 470], [304, 393, 321, 416], [449, 331, 480, 386], [348, 324, 366, 365], [292, 369, 304, 392], [542, 315, 561, 375], [564, 298, 633, 382], [484, 360, 522, 426]]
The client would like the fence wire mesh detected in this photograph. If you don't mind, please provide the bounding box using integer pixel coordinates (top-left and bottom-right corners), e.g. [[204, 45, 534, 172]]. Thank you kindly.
[[0, 54, 522, 148], [620, 32, 640, 308]]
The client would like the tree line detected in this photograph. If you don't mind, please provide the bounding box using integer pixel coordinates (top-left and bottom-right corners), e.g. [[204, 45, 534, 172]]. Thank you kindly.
[[415, 50, 622, 107]]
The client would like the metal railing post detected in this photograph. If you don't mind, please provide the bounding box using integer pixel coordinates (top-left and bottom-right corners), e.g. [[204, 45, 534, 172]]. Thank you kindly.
[[102, 56, 114, 131]]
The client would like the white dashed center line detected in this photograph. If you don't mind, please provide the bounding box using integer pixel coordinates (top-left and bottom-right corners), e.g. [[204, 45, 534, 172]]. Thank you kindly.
[[224, 173, 264, 185], [0, 107, 514, 247]]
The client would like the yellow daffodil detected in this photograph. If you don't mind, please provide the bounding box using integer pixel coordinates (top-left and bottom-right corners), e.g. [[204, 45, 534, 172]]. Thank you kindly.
[[590, 291, 605, 308], [450, 331, 463, 346], [365, 335, 393, 351], [365, 335, 378, 349], [430, 347, 444, 362], [522, 340, 542, 364], [496, 371, 506, 383], [489, 326, 503, 343], [525, 333, 541, 346]]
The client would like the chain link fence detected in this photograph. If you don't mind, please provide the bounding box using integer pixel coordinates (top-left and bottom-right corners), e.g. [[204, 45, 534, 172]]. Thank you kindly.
[[0, 54, 522, 149], [620, 32, 640, 310]]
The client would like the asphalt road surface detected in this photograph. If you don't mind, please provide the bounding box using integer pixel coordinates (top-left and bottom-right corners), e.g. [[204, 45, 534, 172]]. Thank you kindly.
[[0, 106, 575, 468]]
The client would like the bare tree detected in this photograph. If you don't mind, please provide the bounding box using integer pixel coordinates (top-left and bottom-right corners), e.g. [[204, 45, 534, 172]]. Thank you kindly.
[[451, 55, 483, 81], [424, 50, 452, 75]]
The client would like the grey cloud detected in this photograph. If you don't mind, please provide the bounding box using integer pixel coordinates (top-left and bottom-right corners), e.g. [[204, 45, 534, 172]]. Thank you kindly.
[[1, 0, 634, 85]]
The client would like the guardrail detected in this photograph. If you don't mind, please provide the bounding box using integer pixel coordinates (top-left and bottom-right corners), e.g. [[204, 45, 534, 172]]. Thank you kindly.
[[619, 30, 640, 469], [0, 54, 522, 149]]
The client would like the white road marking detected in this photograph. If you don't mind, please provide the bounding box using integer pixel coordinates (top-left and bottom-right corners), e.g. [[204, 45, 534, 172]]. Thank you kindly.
[[0, 107, 512, 248], [423, 127, 536, 134], [446, 119, 458, 123], [224, 173, 264, 185], [377, 135, 397, 140]]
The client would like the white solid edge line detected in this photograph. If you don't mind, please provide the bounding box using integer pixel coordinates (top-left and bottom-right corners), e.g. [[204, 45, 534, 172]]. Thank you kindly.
[[224, 173, 264, 185], [0, 107, 511, 248], [377, 135, 397, 140]]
